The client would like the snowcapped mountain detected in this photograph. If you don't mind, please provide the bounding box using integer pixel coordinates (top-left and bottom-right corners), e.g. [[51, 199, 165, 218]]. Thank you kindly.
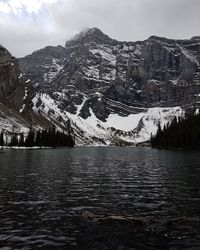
[[17, 28, 200, 145]]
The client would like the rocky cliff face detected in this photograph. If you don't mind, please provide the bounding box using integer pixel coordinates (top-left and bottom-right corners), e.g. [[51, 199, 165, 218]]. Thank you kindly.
[[0, 45, 55, 135], [18, 28, 200, 145], [0, 44, 27, 111]]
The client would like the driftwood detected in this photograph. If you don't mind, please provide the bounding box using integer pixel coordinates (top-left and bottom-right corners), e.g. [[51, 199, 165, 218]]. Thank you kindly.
[[78, 212, 200, 249], [82, 211, 161, 224], [82, 211, 136, 222], [81, 211, 200, 233]]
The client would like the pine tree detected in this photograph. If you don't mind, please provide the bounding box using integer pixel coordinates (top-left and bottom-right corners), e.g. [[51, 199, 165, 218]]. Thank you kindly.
[[25, 126, 35, 147], [10, 133, 18, 146], [151, 112, 200, 149], [35, 130, 42, 147], [0, 132, 4, 146], [18, 133, 25, 147], [22, 126, 75, 148]]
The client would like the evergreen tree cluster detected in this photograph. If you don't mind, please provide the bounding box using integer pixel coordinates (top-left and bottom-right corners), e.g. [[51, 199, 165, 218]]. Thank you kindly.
[[0, 132, 4, 147], [0, 127, 75, 148], [151, 113, 200, 149]]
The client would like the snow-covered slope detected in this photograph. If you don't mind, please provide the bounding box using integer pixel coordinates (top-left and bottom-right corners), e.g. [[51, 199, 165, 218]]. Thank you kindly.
[[32, 93, 184, 145], [0, 104, 29, 134]]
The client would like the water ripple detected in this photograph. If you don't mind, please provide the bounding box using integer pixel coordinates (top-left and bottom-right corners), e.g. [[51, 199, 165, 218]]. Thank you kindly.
[[0, 147, 200, 249]]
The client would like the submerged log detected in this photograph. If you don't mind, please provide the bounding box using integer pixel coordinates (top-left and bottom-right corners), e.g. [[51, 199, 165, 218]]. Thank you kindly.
[[78, 212, 200, 249], [82, 211, 158, 232], [81, 212, 200, 233]]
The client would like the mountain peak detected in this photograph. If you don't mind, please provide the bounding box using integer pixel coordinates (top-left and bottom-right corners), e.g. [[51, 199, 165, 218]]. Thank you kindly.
[[85, 27, 105, 35], [65, 27, 115, 46], [0, 44, 8, 52], [70, 27, 102, 41], [191, 36, 200, 41], [147, 35, 171, 42]]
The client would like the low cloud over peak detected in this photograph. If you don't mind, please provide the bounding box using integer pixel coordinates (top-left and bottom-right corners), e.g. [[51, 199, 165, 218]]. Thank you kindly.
[[0, 0, 199, 57]]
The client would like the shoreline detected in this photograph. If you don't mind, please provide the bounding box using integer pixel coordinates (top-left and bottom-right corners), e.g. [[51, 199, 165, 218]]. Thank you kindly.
[[1, 146, 74, 150]]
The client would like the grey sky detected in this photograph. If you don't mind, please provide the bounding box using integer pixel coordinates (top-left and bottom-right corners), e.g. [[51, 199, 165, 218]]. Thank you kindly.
[[0, 0, 199, 57]]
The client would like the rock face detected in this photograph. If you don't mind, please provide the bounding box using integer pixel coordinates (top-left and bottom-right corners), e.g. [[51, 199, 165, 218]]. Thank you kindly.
[[19, 45, 67, 89], [18, 28, 200, 145], [0, 45, 27, 111], [0, 45, 55, 135]]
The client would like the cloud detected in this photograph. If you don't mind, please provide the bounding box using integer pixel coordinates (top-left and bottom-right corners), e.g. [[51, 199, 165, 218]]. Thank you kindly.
[[50, 0, 200, 41], [0, 0, 65, 57], [0, 18, 65, 57], [0, 0, 58, 14], [0, 0, 200, 57]]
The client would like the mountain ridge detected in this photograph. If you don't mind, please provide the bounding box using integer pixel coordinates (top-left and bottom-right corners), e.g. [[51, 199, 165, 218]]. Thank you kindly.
[[3, 28, 200, 145]]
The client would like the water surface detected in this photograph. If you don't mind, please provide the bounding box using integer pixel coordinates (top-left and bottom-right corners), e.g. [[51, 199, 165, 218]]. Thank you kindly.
[[0, 147, 200, 249]]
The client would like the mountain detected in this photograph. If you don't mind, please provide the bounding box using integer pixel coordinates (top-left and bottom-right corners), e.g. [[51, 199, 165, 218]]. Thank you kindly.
[[0, 44, 56, 136], [18, 28, 200, 145]]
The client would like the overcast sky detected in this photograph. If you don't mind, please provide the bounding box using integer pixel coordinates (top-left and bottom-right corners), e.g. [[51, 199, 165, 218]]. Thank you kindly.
[[0, 0, 200, 57]]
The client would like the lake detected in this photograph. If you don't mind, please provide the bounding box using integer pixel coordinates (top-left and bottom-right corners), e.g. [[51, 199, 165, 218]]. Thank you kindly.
[[0, 147, 200, 249]]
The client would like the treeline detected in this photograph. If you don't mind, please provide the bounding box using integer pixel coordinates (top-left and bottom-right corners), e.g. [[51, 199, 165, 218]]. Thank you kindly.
[[151, 112, 200, 149], [0, 127, 75, 148]]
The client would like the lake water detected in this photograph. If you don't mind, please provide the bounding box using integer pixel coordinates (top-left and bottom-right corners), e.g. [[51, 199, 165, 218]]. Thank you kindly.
[[0, 147, 200, 249]]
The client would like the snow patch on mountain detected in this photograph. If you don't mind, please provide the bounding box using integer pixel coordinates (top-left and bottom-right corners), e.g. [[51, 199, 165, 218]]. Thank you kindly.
[[84, 65, 100, 79], [0, 105, 29, 134], [91, 46, 116, 66], [176, 44, 199, 66], [105, 113, 145, 131], [43, 58, 64, 84], [135, 107, 183, 143], [32, 93, 184, 145]]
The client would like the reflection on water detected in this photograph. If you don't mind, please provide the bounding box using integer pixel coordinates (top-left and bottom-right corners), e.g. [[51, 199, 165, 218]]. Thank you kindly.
[[0, 147, 200, 249]]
